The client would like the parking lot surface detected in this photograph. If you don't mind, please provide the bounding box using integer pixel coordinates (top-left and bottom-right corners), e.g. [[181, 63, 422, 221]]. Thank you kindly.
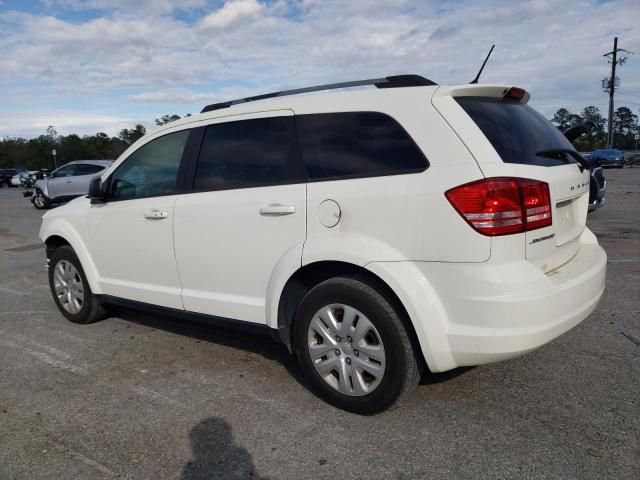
[[1, 169, 638, 480]]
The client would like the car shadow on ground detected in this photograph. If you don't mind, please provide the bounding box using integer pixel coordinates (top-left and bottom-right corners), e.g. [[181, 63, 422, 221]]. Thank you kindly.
[[109, 307, 311, 389], [109, 306, 471, 401], [419, 366, 475, 385], [181, 417, 269, 480]]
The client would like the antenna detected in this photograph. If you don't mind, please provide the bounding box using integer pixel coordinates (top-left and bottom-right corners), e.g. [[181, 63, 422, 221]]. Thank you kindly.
[[470, 45, 495, 84]]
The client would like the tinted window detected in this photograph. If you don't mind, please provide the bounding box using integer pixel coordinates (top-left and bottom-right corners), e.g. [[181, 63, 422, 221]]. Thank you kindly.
[[457, 97, 579, 167], [52, 165, 75, 177], [74, 163, 105, 175], [296, 112, 428, 180], [109, 130, 189, 200], [194, 116, 302, 191]]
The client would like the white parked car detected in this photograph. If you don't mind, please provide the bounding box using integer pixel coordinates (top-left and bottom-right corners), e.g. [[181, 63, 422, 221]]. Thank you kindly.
[[39, 76, 606, 413], [10, 172, 24, 186]]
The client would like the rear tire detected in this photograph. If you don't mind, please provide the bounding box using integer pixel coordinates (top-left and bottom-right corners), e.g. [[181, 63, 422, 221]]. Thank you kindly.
[[293, 275, 422, 414], [48, 246, 107, 324]]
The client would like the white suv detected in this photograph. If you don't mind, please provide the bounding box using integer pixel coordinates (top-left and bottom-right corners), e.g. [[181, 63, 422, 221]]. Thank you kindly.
[[40, 76, 607, 413]]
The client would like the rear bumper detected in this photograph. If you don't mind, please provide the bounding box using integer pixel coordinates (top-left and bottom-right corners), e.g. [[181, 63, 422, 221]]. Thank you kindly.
[[367, 229, 606, 372]]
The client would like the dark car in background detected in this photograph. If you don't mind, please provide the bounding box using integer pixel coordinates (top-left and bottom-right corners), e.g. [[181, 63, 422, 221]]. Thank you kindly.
[[562, 123, 606, 212], [588, 165, 606, 211], [0, 168, 20, 187], [589, 149, 624, 168]]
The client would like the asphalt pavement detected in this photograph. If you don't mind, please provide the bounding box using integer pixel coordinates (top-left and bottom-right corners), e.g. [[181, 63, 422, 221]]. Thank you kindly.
[[0, 169, 638, 479]]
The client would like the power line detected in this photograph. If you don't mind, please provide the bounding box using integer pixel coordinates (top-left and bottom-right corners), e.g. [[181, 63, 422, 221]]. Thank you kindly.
[[617, 91, 640, 98], [615, 99, 640, 106]]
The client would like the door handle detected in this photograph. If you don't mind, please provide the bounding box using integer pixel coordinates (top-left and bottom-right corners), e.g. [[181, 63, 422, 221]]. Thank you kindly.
[[65, 180, 72, 183], [259, 204, 296, 216], [144, 209, 168, 220]]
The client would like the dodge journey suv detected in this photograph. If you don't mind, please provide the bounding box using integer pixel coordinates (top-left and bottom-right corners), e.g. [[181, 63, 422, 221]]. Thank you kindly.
[[40, 75, 607, 413]]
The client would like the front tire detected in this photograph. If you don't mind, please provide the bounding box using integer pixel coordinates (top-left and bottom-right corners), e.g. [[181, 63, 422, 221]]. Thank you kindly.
[[48, 246, 107, 324], [33, 190, 50, 210], [293, 276, 422, 414]]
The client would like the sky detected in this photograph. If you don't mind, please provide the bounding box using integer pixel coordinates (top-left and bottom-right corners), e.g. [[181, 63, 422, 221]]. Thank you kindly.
[[1, 0, 639, 138]]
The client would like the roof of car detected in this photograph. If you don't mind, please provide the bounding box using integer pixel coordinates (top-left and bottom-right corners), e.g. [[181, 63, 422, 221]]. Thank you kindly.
[[200, 75, 436, 113], [65, 160, 114, 166], [155, 82, 442, 136]]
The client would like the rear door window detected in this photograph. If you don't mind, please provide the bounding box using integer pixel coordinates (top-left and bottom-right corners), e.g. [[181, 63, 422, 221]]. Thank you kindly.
[[194, 116, 303, 191], [74, 164, 105, 176], [296, 112, 428, 181], [456, 97, 580, 167], [52, 165, 76, 177]]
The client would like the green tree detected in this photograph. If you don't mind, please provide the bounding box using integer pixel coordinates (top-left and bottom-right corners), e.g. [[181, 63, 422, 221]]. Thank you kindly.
[[118, 124, 146, 145], [580, 106, 606, 134], [59, 134, 88, 162], [612, 106, 639, 149], [571, 106, 607, 151], [155, 114, 181, 126], [551, 108, 581, 131], [85, 133, 113, 159], [613, 107, 638, 135]]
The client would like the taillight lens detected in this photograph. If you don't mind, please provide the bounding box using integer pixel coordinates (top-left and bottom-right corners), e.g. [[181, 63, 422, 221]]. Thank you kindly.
[[445, 177, 552, 236], [503, 87, 526, 101], [518, 179, 551, 230]]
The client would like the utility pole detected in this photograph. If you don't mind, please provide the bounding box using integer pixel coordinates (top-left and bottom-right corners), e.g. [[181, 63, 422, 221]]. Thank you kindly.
[[603, 37, 630, 148]]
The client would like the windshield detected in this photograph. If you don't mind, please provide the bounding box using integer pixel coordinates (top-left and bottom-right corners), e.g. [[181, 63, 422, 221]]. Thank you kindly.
[[456, 97, 578, 167]]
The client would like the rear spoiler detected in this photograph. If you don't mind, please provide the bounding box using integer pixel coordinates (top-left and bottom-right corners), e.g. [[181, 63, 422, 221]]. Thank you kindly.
[[433, 84, 530, 104]]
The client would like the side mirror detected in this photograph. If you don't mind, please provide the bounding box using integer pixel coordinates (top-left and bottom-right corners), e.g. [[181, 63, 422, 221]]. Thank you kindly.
[[88, 177, 106, 203]]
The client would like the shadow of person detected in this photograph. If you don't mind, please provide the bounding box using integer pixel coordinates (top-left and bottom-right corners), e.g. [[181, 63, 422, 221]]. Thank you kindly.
[[181, 417, 269, 480]]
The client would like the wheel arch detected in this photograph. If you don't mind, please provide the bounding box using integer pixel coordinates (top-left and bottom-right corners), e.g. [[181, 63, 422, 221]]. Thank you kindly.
[[42, 221, 102, 294], [45, 235, 70, 258], [274, 260, 429, 368]]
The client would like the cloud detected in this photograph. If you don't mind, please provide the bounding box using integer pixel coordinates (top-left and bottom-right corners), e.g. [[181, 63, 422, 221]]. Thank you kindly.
[[199, 0, 264, 29], [0, 111, 148, 138], [1, 0, 639, 137], [39, 0, 207, 16], [128, 85, 265, 105]]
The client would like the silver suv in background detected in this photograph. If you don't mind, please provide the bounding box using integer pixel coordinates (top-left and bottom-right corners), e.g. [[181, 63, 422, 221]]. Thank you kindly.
[[32, 160, 113, 209]]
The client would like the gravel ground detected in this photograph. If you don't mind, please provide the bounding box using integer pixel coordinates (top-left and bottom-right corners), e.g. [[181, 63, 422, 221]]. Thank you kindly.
[[0, 169, 638, 480]]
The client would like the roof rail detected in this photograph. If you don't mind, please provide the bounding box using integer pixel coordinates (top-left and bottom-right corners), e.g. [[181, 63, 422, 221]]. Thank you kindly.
[[200, 75, 436, 113]]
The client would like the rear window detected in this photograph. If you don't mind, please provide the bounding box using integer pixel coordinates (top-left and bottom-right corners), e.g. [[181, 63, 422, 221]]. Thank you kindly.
[[457, 97, 578, 167], [296, 112, 428, 181], [74, 164, 105, 175]]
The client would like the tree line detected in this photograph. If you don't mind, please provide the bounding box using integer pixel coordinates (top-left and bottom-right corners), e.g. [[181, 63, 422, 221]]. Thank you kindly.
[[1, 106, 638, 170], [551, 105, 639, 151], [0, 115, 186, 170]]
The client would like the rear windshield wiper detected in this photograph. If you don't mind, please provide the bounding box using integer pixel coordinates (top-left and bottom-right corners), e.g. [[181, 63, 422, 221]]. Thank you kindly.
[[534, 148, 588, 172]]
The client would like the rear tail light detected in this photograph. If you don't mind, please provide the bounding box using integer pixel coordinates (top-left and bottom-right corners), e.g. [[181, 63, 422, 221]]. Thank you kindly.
[[445, 177, 552, 236]]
